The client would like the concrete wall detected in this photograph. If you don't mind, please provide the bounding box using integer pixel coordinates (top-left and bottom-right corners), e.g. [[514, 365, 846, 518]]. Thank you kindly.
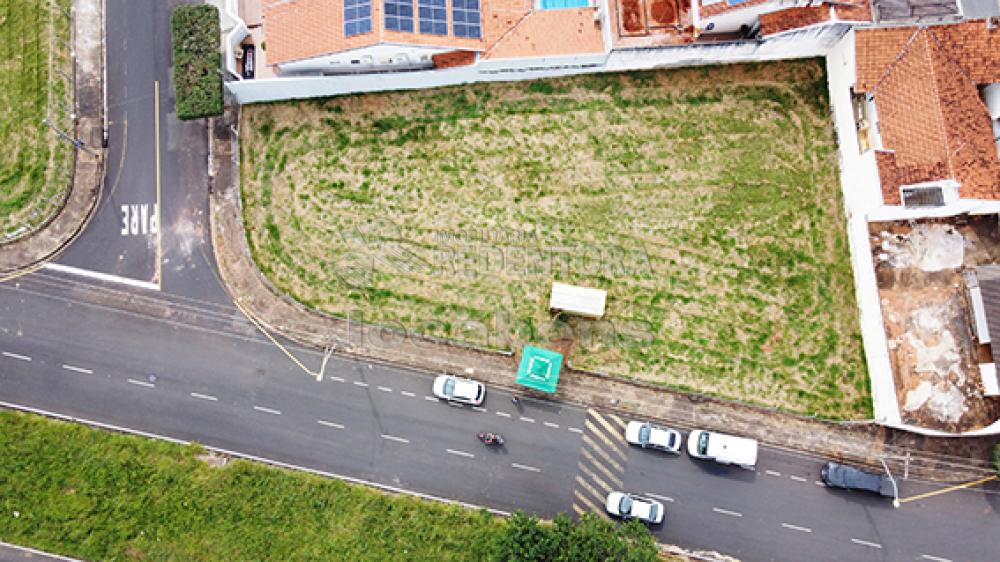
[[277, 44, 446, 75]]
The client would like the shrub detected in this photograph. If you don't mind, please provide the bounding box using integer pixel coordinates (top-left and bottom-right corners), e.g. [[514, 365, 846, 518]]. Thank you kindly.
[[492, 511, 659, 562], [993, 443, 1000, 475], [170, 4, 223, 119]]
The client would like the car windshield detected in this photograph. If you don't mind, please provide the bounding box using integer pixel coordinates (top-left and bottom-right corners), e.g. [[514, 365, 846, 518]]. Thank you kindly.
[[648, 504, 658, 521], [443, 378, 455, 396], [638, 426, 650, 444], [698, 432, 709, 455], [619, 496, 633, 514]]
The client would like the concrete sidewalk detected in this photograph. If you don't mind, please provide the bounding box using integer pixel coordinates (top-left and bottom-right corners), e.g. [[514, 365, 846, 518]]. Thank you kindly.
[[0, 0, 104, 279], [208, 103, 997, 484]]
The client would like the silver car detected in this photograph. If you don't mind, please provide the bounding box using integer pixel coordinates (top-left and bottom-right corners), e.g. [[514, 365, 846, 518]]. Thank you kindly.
[[625, 421, 682, 454], [432, 375, 485, 406], [605, 492, 664, 524]]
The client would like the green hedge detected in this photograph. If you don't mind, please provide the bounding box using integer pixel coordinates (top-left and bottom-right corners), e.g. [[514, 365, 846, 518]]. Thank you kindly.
[[170, 4, 223, 120], [993, 443, 1000, 475]]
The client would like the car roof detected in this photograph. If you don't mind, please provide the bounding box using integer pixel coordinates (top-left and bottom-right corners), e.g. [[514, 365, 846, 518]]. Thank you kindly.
[[452, 378, 480, 398], [828, 463, 883, 491]]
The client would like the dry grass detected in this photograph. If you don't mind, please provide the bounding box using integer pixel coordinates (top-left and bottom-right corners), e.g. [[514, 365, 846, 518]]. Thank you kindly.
[[241, 60, 870, 419]]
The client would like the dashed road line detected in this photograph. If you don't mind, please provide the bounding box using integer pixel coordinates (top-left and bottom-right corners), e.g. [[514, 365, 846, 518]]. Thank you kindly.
[[377, 385, 392, 393], [425, 395, 438, 402], [543, 421, 559, 429], [61, 364, 93, 374], [765, 470, 782, 477], [317, 420, 344, 429], [127, 378, 155, 388], [781, 523, 812, 533], [381, 434, 409, 444], [519, 416, 535, 423], [512, 463, 541, 473], [353, 381, 369, 388], [189, 392, 218, 401], [2, 351, 31, 362], [850, 539, 882, 549], [472, 406, 487, 413], [645, 493, 675, 503], [401, 391, 416, 397], [712, 508, 742, 518], [329, 376, 345, 382], [446, 448, 475, 459], [253, 405, 281, 415], [920, 555, 952, 562], [568, 427, 583, 433], [789, 475, 807, 482], [815, 481, 826, 486], [496, 411, 512, 418]]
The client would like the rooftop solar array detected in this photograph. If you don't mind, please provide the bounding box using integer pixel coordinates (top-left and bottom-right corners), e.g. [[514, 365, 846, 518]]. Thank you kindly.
[[385, 0, 415, 32], [453, 0, 482, 38], [418, 0, 449, 35], [345, 0, 373, 36]]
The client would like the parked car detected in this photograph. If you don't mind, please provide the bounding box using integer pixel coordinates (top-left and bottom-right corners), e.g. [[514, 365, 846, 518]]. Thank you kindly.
[[625, 421, 682, 454], [242, 44, 255, 79], [687, 429, 758, 469], [432, 375, 485, 406], [821, 462, 895, 497], [605, 492, 664, 524]]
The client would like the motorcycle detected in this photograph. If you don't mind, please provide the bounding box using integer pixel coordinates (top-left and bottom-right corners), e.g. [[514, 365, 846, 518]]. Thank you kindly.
[[477, 432, 505, 446]]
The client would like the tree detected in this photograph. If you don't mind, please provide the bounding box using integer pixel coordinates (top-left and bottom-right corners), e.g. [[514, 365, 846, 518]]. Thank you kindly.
[[492, 511, 659, 562]]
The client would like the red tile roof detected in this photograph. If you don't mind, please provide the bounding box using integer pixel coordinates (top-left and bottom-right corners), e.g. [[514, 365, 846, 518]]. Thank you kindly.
[[855, 22, 1000, 203]]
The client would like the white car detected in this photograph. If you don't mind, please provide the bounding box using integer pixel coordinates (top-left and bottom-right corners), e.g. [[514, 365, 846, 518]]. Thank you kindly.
[[432, 375, 485, 406], [625, 421, 682, 453], [605, 492, 664, 525], [686, 429, 758, 470]]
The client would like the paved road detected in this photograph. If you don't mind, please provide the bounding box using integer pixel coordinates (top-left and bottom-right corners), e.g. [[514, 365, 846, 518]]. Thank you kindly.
[[1, 273, 997, 562], [0, 542, 80, 562]]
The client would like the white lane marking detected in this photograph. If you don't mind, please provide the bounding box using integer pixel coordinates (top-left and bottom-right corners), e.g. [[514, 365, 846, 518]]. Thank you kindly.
[[377, 386, 392, 393], [2, 351, 31, 362], [401, 391, 416, 397], [189, 392, 218, 401], [0, 401, 511, 518], [317, 420, 344, 429], [472, 406, 487, 413], [329, 376, 345, 382], [543, 421, 560, 429], [44, 262, 160, 291], [519, 416, 535, 423], [425, 395, 438, 402], [920, 555, 952, 562], [253, 405, 282, 415], [381, 434, 409, 444], [61, 364, 93, 374], [127, 378, 155, 388], [781, 523, 812, 533], [850, 539, 882, 549], [568, 427, 584, 433], [712, 508, 742, 518], [765, 470, 782, 477], [353, 381, 369, 387], [446, 448, 475, 459], [815, 481, 825, 486], [645, 493, 675, 503], [512, 463, 541, 473], [790, 475, 807, 482], [496, 411, 512, 418]]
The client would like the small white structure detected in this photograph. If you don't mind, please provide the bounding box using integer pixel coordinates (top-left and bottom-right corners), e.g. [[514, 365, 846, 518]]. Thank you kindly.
[[981, 363, 1000, 397], [549, 282, 606, 319]]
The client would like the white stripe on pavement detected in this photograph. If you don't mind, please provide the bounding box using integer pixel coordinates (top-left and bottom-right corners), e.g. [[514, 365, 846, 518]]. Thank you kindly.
[[401, 391, 416, 397], [765, 470, 782, 477], [543, 421, 559, 428], [329, 376, 345, 382], [712, 508, 742, 518], [568, 427, 583, 433], [920, 555, 952, 562], [781, 523, 811, 533], [519, 416, 535, 423], [377, 386, 392, 393], [425, 395, 438, 402], [381, 434, 409, 444], [253, 406, 281, 415], [44, 262, 160, 291], [446, 449, 475, 459], [512, 463, 541, 473], [645, 493, 674, 503], [61, 364, 93, 374], [317, 420, 344, 429], [790, 475, 807, 482], [850, 539, 882, 549], [472, 406, 487, 413], [127, 378, 154, 388], [353, 381, 369, 387], [496, 411, 511, 418], [189, 392, 218, 401], [2, 351, 31, 362]]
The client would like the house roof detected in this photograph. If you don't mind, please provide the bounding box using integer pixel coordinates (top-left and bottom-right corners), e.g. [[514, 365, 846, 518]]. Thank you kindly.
[[758, 2, 872, 37], [262, 0, 605, 66], [855, 22, 1000, 204]]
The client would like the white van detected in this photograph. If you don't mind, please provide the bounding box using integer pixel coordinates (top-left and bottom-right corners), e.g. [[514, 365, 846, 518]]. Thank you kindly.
[[687, 430, 758, 470]]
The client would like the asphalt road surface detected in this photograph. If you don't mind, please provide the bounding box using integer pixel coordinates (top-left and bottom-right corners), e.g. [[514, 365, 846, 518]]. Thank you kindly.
[[1, 273, 997, 562]]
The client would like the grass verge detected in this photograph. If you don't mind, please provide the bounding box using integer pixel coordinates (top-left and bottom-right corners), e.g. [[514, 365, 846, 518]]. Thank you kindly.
[[240, 60, 869, 419]]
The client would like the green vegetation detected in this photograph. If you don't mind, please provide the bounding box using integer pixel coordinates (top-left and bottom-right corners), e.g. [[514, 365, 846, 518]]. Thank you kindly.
[[0, 410, 657, 560], [170, 4, 223, 120], [494, 511, 658, 562], [993, 443, 1000, 475], [0, 0, 73, 239], [241, 60, 870, 419]]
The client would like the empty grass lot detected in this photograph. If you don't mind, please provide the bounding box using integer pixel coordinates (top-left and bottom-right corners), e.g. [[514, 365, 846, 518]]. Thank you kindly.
[[0, 0, 73, 240], [241, 60, 869, 419]]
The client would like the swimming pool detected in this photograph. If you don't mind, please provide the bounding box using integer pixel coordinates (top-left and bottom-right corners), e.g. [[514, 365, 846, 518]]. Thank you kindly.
[[539, 0, 591, 8]]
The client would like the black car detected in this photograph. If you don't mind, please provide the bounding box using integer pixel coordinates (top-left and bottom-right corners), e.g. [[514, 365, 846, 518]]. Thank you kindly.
[[242, 44, 255, 79], [821, 462, 894, 497]]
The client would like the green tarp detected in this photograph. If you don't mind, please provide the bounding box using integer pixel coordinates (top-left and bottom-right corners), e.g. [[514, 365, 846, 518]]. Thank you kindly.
[[515, 345, 562, 394]]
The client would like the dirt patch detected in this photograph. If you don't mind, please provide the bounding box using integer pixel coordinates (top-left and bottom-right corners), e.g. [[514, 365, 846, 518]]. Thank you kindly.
[[197, 451, 229, 468], [872, 216, 1000, 432]]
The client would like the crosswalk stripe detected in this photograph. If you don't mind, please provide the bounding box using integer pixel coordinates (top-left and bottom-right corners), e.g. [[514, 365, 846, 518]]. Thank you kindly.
[[580, 448, 623, 487], [578, 461, 621, 493], [574, 473, 612, 505], [590, 410, 627, 444], [581, 434, 624, 473], [572, 489, 608, 517], [606, 412, 627, 431], [572, 504, 587, 517], [583, 419, 628, 462]]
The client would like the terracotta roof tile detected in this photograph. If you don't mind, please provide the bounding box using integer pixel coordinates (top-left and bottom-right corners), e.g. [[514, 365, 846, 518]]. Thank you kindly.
[[483, 8, 605, 59]]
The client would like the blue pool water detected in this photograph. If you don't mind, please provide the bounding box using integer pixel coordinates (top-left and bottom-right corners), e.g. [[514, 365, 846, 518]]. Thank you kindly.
[[539, 0, 590, 8]]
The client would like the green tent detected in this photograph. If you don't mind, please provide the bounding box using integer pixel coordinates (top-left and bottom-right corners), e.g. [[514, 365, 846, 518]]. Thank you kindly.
[[515, 345, 563, 394]]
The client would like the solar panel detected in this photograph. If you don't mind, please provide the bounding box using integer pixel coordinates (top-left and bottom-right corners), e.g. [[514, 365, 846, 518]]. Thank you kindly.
[[453, 0, 482, 38], [418, 0, 448, 35], [385, 0, 415, 32], [345, 0, 372, 36]]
